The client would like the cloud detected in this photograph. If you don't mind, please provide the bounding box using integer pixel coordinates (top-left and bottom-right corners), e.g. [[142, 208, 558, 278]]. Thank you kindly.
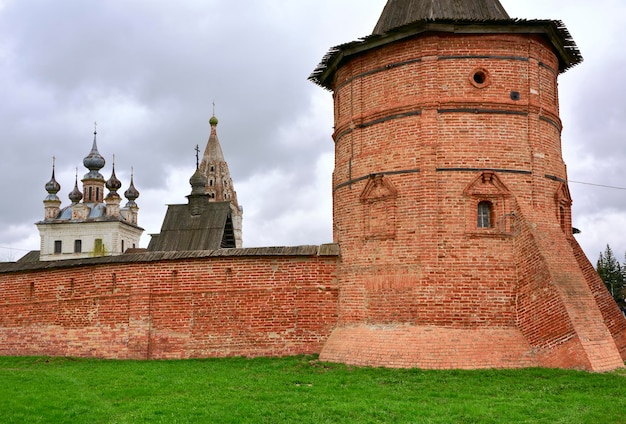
[[0, 0, 625, 266]]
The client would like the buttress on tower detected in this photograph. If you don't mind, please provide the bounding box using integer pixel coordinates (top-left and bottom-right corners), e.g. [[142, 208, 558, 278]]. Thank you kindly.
[[311, 0, 626, 370]]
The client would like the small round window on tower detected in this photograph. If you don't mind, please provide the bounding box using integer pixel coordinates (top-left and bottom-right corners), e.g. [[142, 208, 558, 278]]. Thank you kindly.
[[469, 68, 490, 88]]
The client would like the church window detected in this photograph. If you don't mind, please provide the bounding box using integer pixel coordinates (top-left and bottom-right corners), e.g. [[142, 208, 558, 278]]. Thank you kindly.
[[477, 201, 493, 228], [74, 239, 82, 253], [96, 187, 100, 201], [121, 240, 125, 252], [54, 240, 62, 254], [88, 187, 93, 201], [209, 180, 213, 186], [94, 238, 104, 255], [210, 166, 214, 172]]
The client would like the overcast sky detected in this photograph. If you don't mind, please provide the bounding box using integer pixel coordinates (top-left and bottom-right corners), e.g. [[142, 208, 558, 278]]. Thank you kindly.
[[1, 0, 625, 263]]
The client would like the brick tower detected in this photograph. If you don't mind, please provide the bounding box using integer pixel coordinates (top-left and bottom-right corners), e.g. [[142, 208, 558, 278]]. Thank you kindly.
[[311, 0, 626, 370]]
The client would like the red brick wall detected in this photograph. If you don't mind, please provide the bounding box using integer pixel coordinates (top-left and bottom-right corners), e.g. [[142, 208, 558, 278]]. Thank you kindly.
[[0, 249, 339, 359], [321, 31, 626, 370], [331, 33, 563, 327]]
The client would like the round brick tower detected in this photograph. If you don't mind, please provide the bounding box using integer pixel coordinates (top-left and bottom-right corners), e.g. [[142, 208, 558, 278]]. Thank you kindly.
[[311, 0, 626, 370]]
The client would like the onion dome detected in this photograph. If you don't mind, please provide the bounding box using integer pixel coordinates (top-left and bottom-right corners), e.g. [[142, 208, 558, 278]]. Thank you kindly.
[[106, 162, 122, 192], [124, 169, 140, 206], [209, 115, 218, 126], [105, 162, 122, 203], [83, 128, 106, 179], [189, 168, 208, 195], [44, 158, 61, 200], [191, 142, 208, 194], [68, 173, 83, 204]]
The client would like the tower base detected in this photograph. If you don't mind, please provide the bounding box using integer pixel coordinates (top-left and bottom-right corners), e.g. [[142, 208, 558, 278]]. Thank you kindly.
[[320, 325, 537, 369]]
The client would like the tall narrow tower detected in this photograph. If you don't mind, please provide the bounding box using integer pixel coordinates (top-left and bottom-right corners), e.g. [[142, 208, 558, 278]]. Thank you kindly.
[[311, 0, 626, 370], [198, 115, 243, 248]]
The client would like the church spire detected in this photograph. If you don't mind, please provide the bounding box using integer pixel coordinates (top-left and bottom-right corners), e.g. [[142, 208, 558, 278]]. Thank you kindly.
[[82, 123, 106, 203], [199, 113, 238, 206], [43, 157, 62, 220], [105, 157, 122, 218], [372, 0, 510, 34], [197, 110, 243, 247], [44, 156, 61, 199], [124, 168, 140, 207], [68, 169, 83, 204], [122, 167, 140, 225]]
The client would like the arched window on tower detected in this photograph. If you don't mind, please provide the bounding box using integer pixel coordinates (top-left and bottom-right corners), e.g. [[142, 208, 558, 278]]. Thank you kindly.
[[477, 201, 493, 228]]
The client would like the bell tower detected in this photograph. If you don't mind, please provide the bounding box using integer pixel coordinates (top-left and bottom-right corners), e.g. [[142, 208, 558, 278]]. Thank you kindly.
[[311, 0, 626, 370]]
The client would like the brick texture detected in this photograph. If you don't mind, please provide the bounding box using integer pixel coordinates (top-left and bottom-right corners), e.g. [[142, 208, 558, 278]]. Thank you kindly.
[[1, 32, 625, 371], [323, 32, 626, 370], [0, 252, 338, 359]]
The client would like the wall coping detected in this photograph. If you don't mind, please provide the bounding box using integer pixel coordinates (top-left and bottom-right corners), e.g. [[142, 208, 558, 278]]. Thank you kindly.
[[0, 244, 340, 274]]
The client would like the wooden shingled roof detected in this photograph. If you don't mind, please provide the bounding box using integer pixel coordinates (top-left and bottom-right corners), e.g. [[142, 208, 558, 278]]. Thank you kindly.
[[147, 201, 235, 252], [0, 244, 341, 274], [310, 0, 582, 90], [373, 0, 510, 34]]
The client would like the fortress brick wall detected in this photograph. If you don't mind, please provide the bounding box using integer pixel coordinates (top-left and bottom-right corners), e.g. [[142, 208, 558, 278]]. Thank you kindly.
[[320, 31, 626, 371], [0, 246, 339, 359], [1, 26, 625, 371]]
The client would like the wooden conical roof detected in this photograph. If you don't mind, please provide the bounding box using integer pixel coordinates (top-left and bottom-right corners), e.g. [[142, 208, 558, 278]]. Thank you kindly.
[[373, 0, 510, 34], [310, 0, 582, 89]]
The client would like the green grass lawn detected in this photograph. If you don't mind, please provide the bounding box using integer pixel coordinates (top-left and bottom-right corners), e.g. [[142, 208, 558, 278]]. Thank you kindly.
[[0, 356, 624, 423]]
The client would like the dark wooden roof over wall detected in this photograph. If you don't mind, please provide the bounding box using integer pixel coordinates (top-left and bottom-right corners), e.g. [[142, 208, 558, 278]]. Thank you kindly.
[[373, 0, 510, 34], [147, 201, 235, 252], [0, 244, 340, 274]]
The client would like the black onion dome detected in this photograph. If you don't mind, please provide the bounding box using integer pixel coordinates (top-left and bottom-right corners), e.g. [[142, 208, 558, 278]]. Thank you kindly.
[[189, 168, 207, 195], [69, 176, 83, 203], [45, 169, 61, 195], [83, 131, 106, 172], [106, 164, 122, 192], [124, 172, 140, 202]]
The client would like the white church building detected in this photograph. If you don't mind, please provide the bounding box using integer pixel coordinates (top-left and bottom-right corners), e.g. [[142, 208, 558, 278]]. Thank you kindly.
[[36, 129, 143, 261]]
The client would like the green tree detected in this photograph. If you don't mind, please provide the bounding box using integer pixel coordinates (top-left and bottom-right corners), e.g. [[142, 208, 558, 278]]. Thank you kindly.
[[596, 244, 624, 305]]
